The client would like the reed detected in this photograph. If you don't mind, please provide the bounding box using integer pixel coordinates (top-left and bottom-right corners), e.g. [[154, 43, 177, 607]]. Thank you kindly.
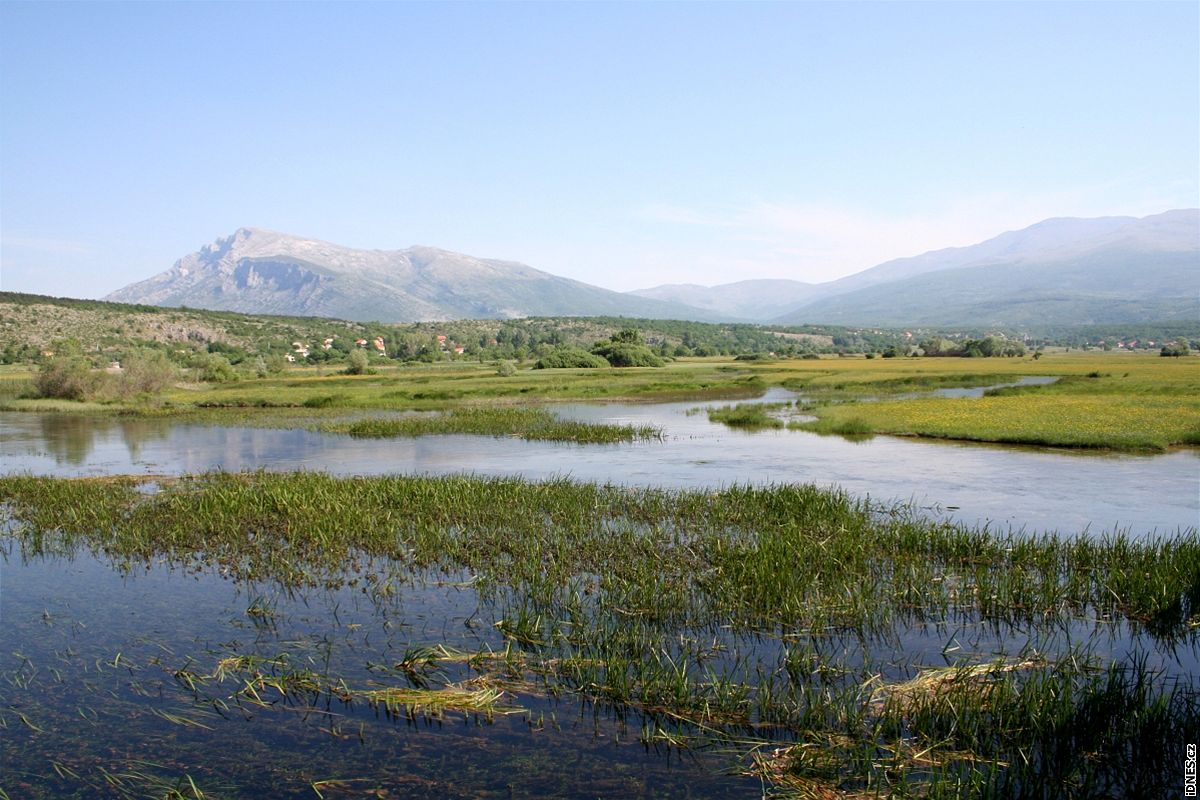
[[2, 470, 1196, 796], [324, 406, 662, 443]]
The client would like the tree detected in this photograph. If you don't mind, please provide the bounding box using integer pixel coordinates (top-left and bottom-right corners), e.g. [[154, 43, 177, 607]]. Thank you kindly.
[[36, 354, 97, 400], [534, 348, 609, 369], [1161, 342, 1190, 357], [611, 328, 644, 345], [197, 353, 237, 383], [119, 349, 176, 397], [345, 348, 371, 374], [591, 330, 664, 367]]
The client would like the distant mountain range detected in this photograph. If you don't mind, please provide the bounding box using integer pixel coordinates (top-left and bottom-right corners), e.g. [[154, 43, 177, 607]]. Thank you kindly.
[[105, 228, 716, 323], [635, 210, 1199, 326], [106, 210, 1198, 327]]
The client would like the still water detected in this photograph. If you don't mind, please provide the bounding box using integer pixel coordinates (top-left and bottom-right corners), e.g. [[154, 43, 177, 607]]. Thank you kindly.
[[2, 392, 1197, 797], [2, 389, 1196, 537], [1, 545, 765, 798]]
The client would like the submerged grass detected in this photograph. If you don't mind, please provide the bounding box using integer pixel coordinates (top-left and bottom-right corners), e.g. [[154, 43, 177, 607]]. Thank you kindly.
[[3, 471, 1196, 632], [3, 468, 1197, 796]]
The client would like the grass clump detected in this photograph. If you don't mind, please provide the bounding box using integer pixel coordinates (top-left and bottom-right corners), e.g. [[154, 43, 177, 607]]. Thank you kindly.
[[326, 407, 662, 443], [707, 403, 785, 429], [788, 415, 874, 438]]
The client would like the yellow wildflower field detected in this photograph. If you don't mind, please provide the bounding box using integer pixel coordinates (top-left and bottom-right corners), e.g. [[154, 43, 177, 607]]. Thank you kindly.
[[788, 353, 1200, 450], [815, 394, 1199, 450]]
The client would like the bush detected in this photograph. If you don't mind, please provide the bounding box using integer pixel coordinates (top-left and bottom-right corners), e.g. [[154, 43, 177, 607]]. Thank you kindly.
[[197, 353, 237, 383], [35, 356, 99, 400], [591, 342, 664, 367], [496, 361, 517, 377], [118, 349, 177, 397], [1161, 342, 1190, 357], [345, 349, 371, 375], [534, 348, 609, 369]]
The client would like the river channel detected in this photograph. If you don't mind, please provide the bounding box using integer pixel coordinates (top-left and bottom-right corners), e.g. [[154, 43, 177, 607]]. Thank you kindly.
[[2, 388, 1197, 797], [1, 387, 1196, 537]]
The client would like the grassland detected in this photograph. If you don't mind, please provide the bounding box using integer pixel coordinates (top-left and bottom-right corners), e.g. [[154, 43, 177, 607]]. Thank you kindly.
[[771, 355, 1200, 451], [2, 471, 1196, 797], [2, 351, 1198, 451]]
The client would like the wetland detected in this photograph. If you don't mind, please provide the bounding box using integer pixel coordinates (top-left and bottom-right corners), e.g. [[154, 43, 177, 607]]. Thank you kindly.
[[2, 352, 1198, 798]]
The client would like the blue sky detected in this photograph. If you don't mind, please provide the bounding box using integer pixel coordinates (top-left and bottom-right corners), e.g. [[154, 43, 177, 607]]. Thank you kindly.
[[1, 1, 1196, 297]]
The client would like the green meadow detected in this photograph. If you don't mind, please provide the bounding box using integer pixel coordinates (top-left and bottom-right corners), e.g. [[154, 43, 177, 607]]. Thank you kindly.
[[4, 350, 1196, 450], [2, 346, 1197, 796]]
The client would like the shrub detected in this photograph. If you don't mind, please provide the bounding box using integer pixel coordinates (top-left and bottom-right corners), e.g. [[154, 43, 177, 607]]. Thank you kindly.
[[496, 361, 517, 377], [345, 349, 371, 375], [197, 353, 237, 383], [118, 349, 177, 398], [592, 342, 664, 367], [1161, 342, 1190, 357], [534, 348, 609, 369], [35, 356, 99, 400]]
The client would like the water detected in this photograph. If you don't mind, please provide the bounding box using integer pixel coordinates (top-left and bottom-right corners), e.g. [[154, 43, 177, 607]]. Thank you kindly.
[[0, 546, 761, 798], [2, 389, 1196, 537], [3, 389, 1197, 797], [4, 535, 1194, 798], [897, 374, 1059, 398]]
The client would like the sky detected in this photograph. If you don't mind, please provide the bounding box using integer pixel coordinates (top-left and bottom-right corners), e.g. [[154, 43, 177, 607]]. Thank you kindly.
[[1, 1, 1197, 298]]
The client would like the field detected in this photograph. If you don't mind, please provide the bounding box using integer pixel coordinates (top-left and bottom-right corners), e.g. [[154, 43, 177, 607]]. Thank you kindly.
[[3, 350, 1196, 451], [2, 347, 1197, 796], [763, 354, 1200, 451]]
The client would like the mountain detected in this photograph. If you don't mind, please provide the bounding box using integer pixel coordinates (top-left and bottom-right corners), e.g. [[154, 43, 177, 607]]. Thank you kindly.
[[107, 211, 1197, 328], [629, 279, 822, 321], [771, 210, 1198, 326], [105, 228, 719, 323], [812, 210, 1197, 297], [772, 249, 1197, 327], [632, 210, 1197, 327]]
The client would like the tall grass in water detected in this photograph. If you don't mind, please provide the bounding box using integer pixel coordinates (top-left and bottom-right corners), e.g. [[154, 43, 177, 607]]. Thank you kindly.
[[324, 407, 662, 443], [706, 402, 786, 429], [2, 471, 1197, 796]]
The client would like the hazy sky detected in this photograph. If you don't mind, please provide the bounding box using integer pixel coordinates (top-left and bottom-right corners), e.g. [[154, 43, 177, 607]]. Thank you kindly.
[[1, 1, 1196, 298]]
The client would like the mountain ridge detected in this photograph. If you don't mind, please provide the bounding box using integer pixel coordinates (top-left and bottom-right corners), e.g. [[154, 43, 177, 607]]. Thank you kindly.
[[106, 227, 722, 323], [105, 210, 1198, 326], [634, 210, 1198, 325]]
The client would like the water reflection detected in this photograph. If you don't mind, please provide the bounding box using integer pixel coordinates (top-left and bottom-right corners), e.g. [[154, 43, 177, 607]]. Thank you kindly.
[[0, 545, 762, 798], [33, 415, 173, 465], [2, 395, 1197, 537]]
